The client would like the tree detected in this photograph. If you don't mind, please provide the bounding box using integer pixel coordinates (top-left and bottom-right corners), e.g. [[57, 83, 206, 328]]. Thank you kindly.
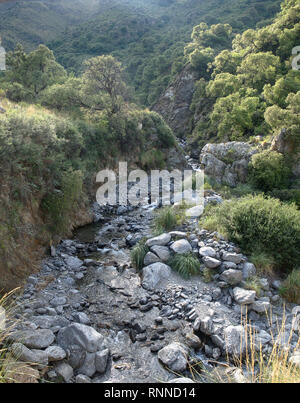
[[81, 55, 128, 115], [206, 73, 240, 98], [211, 92, 261, 140], [5, 45, 66, 101], [237, 52, 281, 91]]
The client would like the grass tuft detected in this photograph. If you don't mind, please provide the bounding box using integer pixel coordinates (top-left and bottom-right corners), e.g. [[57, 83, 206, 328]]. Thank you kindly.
[[130, 239, 149, 272], [168, 253, 200, 279]]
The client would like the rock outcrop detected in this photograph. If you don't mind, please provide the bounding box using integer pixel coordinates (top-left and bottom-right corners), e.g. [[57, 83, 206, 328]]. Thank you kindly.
[[152, 64, 199, 137], [199, 142, 258, 187]]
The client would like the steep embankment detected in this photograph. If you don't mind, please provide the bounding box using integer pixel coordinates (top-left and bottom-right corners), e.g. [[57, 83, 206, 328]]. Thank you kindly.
[[0, 98, 185, 291]]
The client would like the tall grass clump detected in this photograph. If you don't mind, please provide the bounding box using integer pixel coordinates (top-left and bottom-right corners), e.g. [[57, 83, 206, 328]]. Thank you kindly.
[[130, 239, 149, 271], [154, 206, 181, 233], [200, 195, 300, 273], [168, 253, 200, 279]]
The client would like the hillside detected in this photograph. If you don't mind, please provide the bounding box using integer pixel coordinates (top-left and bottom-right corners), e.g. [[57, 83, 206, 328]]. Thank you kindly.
[[0, 0, 282, 106]]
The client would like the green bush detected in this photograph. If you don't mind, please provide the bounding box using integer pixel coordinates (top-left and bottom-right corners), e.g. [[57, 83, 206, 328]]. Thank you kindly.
[[248, 150, 290, 192], [279, 269, 300, 304], [250, 251, 275, 276], [270, 189, 300, 209], [201, 195, 300, 272], [168, 253, 200, 279]]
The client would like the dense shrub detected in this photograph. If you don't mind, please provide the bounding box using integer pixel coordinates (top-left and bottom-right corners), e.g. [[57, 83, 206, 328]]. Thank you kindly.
[[201, 195, 300, 272], [248, 150, 290, 192]]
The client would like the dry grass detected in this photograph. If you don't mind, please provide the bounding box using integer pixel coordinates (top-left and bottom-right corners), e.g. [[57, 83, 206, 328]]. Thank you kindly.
[[232, 310, 300, 383], [0, 289, 39, 383]]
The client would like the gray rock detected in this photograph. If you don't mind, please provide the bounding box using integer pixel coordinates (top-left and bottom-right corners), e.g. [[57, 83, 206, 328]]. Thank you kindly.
[[158, 342, 189, 373], [202, 256, 221, 269], [199, 246, 216, 258], [11, 329, 55, 349], [242, 262, 256, 280], [170, 239, 192, 254], [168, 378, 195, 383], [146, 233, 171, 247], [78, 352, 96, 377], [224, 325, 247, 357], [57, 323, 105, 353], [222, 261, 237, 270], [73, 312, 91, 325], [222, 252, 243, 264], [144, 252, 161, 266], [95, 348, 110, 374], [76, 374, 92, 383], [45, 346, 66, 362], [142, 262, 171, 290], [150, 246, 171, 262], [50, 297, 67, 307], [64, 256, 83, 270], [250, 300, 270, 314], [30, 315, 70, 329], [11, 343, 48, 368], [54, 362, 74, 382], [233, 287, 256, 305], [220, 269, 243, 285]]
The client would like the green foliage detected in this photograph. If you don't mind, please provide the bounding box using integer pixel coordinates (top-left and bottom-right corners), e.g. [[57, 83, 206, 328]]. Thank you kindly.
[[270, 189, 300, 209], [265, 91, 300, 149], [201, 195, 300, 272], [248, 150, 290, 192], [211, 92, 262, 140], [188, 0, 300, 144], [42, 0, 281, 106], [154, 206, 179, 233], [81, 55, 128, 115], [40, 77, 82, 110], [250, 251, 276, 276], [4, 45, 67, 102], [168, 252, 200, 279], [41, 170, 83, 233], [279, 269, 300, 304], [130, 238, 149, 272]]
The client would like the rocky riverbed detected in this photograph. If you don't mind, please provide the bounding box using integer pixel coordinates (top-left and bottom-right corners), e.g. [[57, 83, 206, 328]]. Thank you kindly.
[[6, 197, 300, 383]]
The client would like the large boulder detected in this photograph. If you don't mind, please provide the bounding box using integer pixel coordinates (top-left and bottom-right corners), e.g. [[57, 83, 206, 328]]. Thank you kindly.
[[200, 142, 257, 187], [158, 342, 189, 373], [57, 323, 105, 353], [233, 287, 256, 305], [170, 239, 192, 254], [142, 262, 171, 290], [220, 269, 243, 286], [150, 245, 171, 262], [146, 233, 171, 247]]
